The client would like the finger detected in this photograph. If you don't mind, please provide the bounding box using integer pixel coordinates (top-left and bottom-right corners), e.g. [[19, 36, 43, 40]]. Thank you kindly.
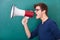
[[25, 16, 29, 19]]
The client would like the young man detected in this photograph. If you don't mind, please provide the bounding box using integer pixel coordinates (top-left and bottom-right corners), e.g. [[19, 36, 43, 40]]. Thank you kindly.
[[22, 3, 60, 40]]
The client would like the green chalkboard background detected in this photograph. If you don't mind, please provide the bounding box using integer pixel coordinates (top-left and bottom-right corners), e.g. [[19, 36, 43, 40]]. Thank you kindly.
[[0, 0, 60, 40]]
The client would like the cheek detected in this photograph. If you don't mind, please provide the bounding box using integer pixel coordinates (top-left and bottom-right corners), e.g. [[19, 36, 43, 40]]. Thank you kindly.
[[36, 11, 41, 15], [36, 12, 42, 19], [35, 11, 42, 17], [37, 12, 41, 16], [36, 13, 41, 18]]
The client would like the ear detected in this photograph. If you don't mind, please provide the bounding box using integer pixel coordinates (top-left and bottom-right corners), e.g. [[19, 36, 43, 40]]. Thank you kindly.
[[42, 10, 46, 13]]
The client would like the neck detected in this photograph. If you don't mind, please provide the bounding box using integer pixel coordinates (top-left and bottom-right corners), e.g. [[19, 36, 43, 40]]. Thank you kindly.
[[40, 14, 48, 24]]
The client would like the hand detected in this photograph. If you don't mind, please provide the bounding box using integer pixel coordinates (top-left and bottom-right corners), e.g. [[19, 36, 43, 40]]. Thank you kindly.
[[22, 17, 29, 26]]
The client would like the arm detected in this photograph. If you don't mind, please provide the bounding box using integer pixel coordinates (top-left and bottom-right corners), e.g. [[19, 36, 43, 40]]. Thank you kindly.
[[22, 17, 31, 38], [22, 17, 38, 39]]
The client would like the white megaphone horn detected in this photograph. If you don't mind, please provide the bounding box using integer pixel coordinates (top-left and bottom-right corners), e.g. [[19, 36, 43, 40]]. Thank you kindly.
[[10, 5, 34, 19]]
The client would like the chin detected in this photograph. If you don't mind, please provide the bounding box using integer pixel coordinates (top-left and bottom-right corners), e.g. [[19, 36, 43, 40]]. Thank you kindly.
[[36, 16, 40, 19]]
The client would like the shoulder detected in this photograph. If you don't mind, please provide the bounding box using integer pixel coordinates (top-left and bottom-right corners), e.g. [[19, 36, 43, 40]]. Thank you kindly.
[[47, 18, 58, 29], [48, 18, 57, 25]]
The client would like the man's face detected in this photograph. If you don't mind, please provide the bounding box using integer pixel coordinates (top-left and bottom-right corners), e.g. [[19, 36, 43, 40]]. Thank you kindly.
[[35, 6, 42, 19]]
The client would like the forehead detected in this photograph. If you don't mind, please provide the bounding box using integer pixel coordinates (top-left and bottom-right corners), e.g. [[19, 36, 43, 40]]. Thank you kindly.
[[35, 6, 41, 9]]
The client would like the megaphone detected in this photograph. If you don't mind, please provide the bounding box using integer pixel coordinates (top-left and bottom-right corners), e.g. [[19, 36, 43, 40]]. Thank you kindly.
[[10, 5, 34, 19]]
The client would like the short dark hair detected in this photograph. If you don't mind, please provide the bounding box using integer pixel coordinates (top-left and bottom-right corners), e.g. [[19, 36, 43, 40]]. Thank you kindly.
[[34, 3, 48, 15]]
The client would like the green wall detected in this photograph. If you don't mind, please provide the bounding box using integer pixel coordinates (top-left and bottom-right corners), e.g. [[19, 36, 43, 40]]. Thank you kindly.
[[0, 0, 60, 40]]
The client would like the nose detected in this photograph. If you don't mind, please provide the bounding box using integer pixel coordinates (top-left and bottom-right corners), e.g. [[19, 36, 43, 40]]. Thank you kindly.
[[34, 11, 36, 14], [34, 11, 37, 14], [34, 11, 36, 13]]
